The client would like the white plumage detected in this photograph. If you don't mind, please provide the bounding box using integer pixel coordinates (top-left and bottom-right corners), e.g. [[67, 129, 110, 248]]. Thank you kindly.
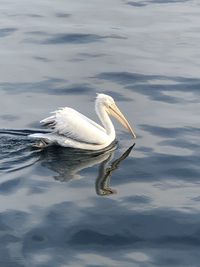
[[29, 93, 136, 150]]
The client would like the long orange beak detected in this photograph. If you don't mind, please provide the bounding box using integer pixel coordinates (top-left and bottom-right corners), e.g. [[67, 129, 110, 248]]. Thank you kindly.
[[108, 104, 136, 139]]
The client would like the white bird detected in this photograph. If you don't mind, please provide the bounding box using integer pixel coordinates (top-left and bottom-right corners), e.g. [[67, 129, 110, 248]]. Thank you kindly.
[[29, 93, 136, 150]]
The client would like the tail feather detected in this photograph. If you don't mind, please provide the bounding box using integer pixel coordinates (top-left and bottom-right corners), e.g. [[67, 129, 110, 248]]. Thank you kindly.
[[40, 116, 56, 129]]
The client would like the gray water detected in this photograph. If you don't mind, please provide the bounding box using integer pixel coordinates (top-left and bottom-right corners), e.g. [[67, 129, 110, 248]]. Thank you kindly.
[[0, 0, 200, 266]]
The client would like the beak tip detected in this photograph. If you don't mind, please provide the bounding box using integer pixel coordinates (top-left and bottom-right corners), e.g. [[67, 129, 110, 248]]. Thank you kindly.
[[132, 132, 137, 139]]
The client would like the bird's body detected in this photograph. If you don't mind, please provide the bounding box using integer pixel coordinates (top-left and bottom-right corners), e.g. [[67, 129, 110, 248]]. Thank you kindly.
[[29, 94, 136, 150]]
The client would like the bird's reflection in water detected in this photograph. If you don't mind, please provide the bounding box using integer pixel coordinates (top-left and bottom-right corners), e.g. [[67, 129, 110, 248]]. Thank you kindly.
[[39, 142, 135, 196], [95, 144, 134, 196]]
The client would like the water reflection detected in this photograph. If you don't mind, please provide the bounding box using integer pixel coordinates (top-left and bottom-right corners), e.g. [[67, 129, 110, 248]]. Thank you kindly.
[[0, 130, 135, 197], [96, 144, 134, 196], [39, 143, 135, 196]]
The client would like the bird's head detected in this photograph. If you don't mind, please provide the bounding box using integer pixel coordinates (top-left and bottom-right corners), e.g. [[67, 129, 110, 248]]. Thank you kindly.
[[96, 93, 136, 139], [96, 93, 115, 107]]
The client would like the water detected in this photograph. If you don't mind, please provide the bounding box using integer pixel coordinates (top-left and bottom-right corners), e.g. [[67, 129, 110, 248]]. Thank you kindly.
[[0, 0, 200, 266]]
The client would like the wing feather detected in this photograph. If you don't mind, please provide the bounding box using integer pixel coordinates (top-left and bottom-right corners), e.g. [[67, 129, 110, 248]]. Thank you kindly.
[[40, 107, 108, 145]]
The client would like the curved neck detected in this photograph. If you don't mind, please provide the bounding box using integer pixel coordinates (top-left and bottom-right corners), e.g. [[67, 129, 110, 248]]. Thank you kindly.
[[95, 102, 115, 139]]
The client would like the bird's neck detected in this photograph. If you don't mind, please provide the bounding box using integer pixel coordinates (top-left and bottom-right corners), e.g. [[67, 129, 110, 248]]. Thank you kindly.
[[96, 103, 115, 139]]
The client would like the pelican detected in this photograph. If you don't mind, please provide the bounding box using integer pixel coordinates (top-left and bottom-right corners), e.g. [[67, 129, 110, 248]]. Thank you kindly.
[[29, 93, 136, 150]]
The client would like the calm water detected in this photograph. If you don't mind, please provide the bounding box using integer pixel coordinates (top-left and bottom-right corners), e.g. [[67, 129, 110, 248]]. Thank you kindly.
[[0, 0, 200, 266]]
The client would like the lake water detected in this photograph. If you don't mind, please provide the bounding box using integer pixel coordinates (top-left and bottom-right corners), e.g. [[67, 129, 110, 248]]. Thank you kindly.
[[0, 0, 200, 266]]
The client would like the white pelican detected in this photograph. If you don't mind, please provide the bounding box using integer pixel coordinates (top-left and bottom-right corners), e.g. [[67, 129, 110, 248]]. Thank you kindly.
[[29, 93, 136, 150]]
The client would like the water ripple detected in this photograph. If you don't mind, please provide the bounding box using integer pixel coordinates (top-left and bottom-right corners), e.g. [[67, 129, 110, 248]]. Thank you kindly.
[[95, 71, 200, 103], [0, 28, 17, 38], [1, 79, 93, 95], [0, 130, 41, 174], [127, 0, 190, 7]]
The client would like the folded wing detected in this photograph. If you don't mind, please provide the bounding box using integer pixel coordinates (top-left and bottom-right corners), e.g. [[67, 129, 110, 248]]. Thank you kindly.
[[40, 107, 108, 145]]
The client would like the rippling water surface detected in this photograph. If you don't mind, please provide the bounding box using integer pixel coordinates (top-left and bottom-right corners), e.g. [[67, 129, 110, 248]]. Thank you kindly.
[[0, 0, 200, 266]]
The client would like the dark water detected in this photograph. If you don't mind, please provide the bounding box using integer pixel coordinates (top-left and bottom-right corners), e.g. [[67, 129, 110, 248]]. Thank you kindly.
[[0, 0, 200, 266]]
